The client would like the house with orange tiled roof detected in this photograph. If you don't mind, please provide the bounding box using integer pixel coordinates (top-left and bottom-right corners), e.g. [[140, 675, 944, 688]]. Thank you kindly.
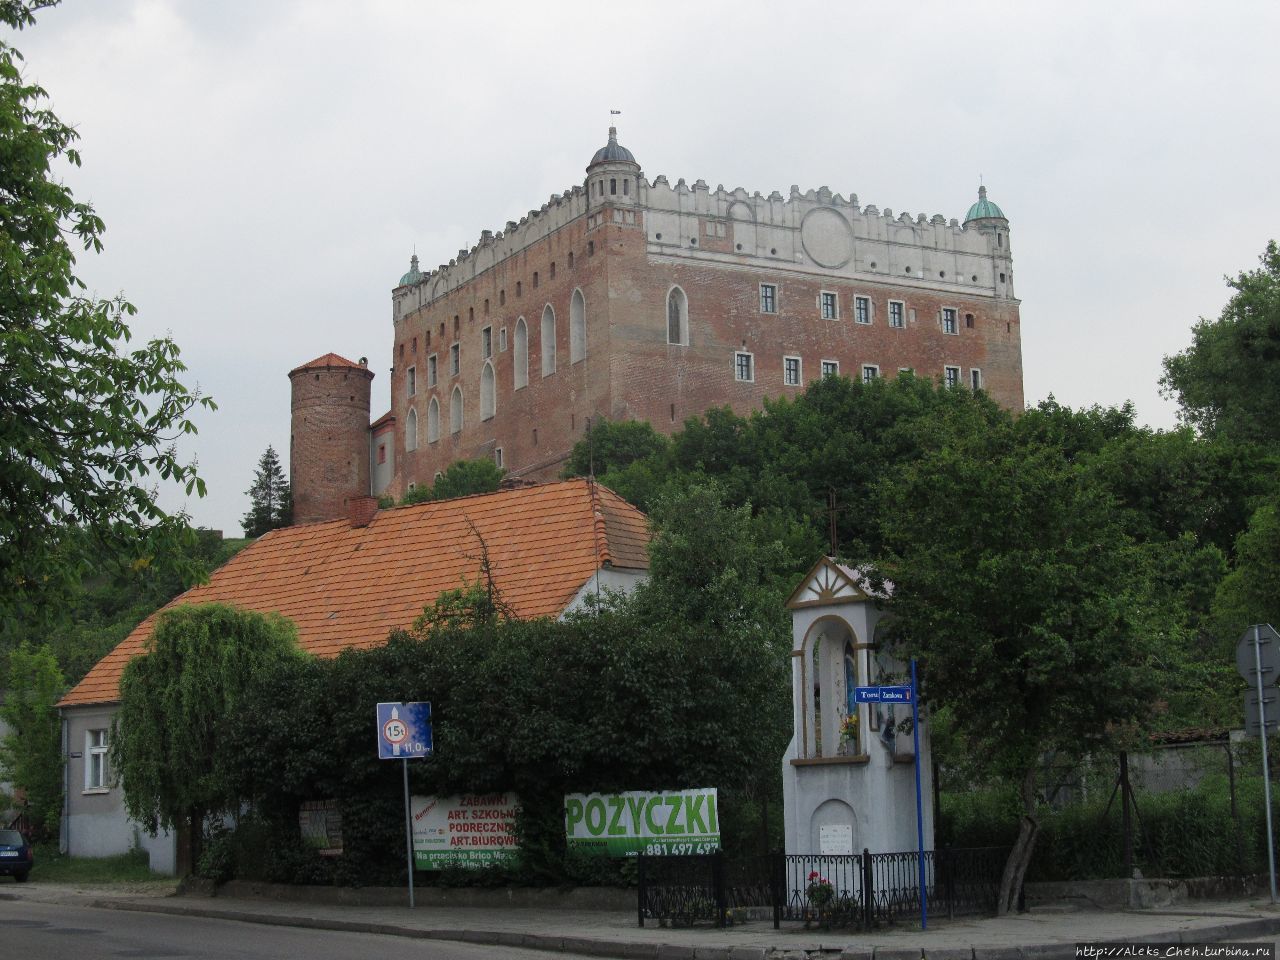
[[58, 479, 650, 873]]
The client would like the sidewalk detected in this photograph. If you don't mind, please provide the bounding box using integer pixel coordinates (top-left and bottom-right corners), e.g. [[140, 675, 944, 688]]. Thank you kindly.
[[6, 881, 1280, 960]]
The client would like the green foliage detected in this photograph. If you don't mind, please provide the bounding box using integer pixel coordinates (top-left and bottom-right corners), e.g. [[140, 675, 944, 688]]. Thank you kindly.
[[1214, 504, 1280, 639], [562, 419, 670, 479], [402, 458, 504, 505], [0, 0, 215, 630], [112, 604, 304, 841], [0, 642, 64, 837], [242, 446, 291, 537], [30, 842, 159, 885], [1163, 241, 1280, 448]]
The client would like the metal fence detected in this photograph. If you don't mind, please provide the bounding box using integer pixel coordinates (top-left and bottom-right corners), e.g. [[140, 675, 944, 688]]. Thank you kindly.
[[637, 847, 1007, 929]]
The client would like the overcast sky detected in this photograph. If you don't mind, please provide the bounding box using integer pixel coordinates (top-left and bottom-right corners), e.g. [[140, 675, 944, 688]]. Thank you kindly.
[[13, 1, 1279, 536]]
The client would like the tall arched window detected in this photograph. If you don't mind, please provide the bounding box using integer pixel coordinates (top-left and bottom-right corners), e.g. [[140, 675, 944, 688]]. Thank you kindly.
[[667, 286, 688, 345], [541, 304, 557, 376], [514, 317, 528, 389], [480, 361, 496, 420], [450, 386, 463, 434], [426, 397, 440, 443], [405, 407, 418, 451], [569, 288, 586, 363]]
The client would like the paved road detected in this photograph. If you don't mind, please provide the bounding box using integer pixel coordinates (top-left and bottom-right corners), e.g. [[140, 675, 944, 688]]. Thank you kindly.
[[0, 899, 611, 960]]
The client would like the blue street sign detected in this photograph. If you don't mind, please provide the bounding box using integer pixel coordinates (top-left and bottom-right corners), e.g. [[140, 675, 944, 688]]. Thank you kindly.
[[854, 685, 913, 704], [377, 701, 433, 760]]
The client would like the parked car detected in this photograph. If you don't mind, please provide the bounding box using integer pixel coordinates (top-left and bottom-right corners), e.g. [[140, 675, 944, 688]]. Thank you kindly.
[[0, 829, 32, 882]]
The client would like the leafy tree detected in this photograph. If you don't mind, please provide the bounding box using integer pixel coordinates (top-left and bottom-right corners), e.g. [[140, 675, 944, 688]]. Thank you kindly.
[[0, 642, 64, 838], [112, 603, 303, 872], [241, 446, 291, 537], [875, 414, 1161, 913], [0, 0, 214, 630], [401, 458, 504, 504], [1213, 504, 1280, 640], [1162, 241, 1280, 447], [562, 418, 670, 479]]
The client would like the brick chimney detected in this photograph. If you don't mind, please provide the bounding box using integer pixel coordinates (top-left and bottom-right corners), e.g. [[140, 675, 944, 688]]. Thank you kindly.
[[346, 495, 379, 528]]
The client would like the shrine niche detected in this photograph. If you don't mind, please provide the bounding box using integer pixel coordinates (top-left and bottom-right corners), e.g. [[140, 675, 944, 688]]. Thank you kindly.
[[780, 557, 933, 856]]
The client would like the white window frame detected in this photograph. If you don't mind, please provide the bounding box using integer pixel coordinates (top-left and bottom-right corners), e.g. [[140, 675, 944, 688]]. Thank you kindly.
[[970, 368, 982, 390], [862, 364, 879, 383], [854, 295, 871, 325], [821, 359, 839, 378], [85, 728, 109, 792], [944, 365, 961, 388], [499, 327, 508, 353], [783, 355, 802, 387], [888, 300, 905, 328], [494, 447, 504, 469], [941, 307, 958, 336], [406, 365, 417, 397], [819, 290, 839, 320], [760, 283, 778, 315], [666, 286, 689, 346], [426, 354, 437, 388], [450, 343, 460, 377], [734, 351, 755, 383]]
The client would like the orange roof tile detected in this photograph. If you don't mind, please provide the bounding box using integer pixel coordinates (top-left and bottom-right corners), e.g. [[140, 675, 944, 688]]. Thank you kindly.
[[60, 480, 649, 709], [288, 352, 370, 376]]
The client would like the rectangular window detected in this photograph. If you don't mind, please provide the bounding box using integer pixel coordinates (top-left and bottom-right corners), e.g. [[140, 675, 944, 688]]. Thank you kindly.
[[377, 443, 386, 465], [783, 356, 801, 386], [533, 272, 539, 289], [407, 366, 417, 396], [971, 368, 982, 390], [888, 300, 905, 328], [495, 448, 504, 469], [821, 360, 839, 378], [854, 296, 871, 324], [499, 327, 508, 352], [482, 326, 492, 359], [427, 354, 437, 387], [820, 291, 839, 320], [945, 365, 961, 388], [760, 283, 777, 314], [412, 337, 418, 353], [450, 343, 460, 377], [734, 351, 755, 383], [86, 728, 108, 791], [942, 307, 958, 335], [862, 364, 879, 383]]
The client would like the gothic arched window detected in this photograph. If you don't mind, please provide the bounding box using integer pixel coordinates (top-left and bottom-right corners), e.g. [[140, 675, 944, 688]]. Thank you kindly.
[[667, 286, 688, 345], [569, 288, 586, 363], [514, 318, 528, 389], [405, 407, 418, 451], [480, 361, 496, 420], [541, 304, 557, 376], [426, 397, 439, 443], [450, 386, 463, 434]]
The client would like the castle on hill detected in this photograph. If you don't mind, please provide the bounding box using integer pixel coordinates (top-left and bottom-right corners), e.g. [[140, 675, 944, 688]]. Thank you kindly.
[[288, 127, 1022, 524]]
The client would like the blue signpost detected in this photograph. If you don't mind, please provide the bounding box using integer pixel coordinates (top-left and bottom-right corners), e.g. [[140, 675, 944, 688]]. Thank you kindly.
[[377, 702, 433, 908]]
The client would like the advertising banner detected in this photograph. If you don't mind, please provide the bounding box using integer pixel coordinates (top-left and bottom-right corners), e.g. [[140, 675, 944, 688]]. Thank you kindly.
[[564, 788, 719, 857], [411, 793, 520, 869]]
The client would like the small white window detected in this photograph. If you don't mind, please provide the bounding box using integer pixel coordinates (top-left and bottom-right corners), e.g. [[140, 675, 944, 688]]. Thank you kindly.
[[426, 354, 437, 387], [888, 301, 905, 329], [495, 448, 504, 468], [862, 365, 879, 383], [734, 351, 754, 383], [86, 728, 109, 791], [783, 356, 802, 386], [450, 343, 460, 376], [405, 407, 419, 451], [944, 365, 961, 388], [942, 307, 958, 335], [820, 291, 839, 320], [499, 327, 508, 352], [971, 368, 982, 390], [821, 360, 839, 378], [760, 283, 777, 314], [406, 366, 417, 397], [854, 296, 871, 324]]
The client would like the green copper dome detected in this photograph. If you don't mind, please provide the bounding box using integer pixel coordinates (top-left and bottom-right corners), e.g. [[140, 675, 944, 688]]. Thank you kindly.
[[398, 254, 423, 287], [964, 185, 1006, 222]]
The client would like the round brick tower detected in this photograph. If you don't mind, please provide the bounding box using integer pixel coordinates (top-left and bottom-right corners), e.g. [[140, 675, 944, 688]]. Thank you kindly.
[[288, 352, 375, 524]]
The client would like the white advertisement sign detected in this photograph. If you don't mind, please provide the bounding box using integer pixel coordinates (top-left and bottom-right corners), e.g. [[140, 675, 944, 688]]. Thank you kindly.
[[411, 793, 520, 869]]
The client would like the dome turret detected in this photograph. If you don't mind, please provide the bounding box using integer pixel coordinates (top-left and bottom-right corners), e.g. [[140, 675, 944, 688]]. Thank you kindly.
[[964, 185, 1006, 223], [398, 254, 423, 287], [587, 126, 637, 170]]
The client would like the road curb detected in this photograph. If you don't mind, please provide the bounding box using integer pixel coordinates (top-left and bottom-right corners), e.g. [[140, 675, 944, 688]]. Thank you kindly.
[[89, 898, 1280, 960]]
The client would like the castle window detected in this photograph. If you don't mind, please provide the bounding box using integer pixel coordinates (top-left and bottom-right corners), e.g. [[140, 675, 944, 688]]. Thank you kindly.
[[377, 444, 386, 465], [495, 447, 503, 469], [412, 337, 418, 353], [450, 386, 463, 434], [855, 296, 871, 324], [469, 307, 474, 322], [516, 281, 522, 297], [405, 407, 419, 451], [623, 179, 630, 196], [610, 178, 617, 196], [942, 307, 958, 335], [944, 365, 961, 388], [998, 233, 1003, 248], [426, 397, 439, 443], [514, 318, 528, 389], [821, 360, 839, 378], [966, 313, 975, 329], [666, 286, 688, 345], [407, 365, 417, 397], [862, 364, 879, 383], [734, 351, 755, 383], [450, 343, 460, 377], [533, 427, 538, 445], [500, 289, 506, 306], [454, 315, 460, 332], [427, 354, 437, 387], [570, 288, 586, 363], [480, 361, 496, 421], [484, 298, 490, 315], [399, 343, 404, 359], [425, 331, 431, 347], [482, 326, 492, 359], [550, 262, 556, 279], [533, 272, 539, 289], [499, 327, 508, 352], [784, 356, 801, 387], [971, 368, 982, 391], [1000, 272, 1006, 283], [588, 241, 594, 257], [541, 304, 557, 377], [760, 283, 777, 314], [568, 251, 574, 269], [888, 300, 905, 328], [820, 291, 838, 320]]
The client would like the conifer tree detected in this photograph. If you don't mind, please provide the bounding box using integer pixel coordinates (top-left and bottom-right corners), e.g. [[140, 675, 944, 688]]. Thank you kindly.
[[242, 446, 291, 537]]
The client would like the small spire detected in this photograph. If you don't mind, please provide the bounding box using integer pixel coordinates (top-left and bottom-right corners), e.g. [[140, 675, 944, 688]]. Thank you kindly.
[[608, 125, 618, 141], [978, 185, 988, 200], [409, 253, 419, 270]]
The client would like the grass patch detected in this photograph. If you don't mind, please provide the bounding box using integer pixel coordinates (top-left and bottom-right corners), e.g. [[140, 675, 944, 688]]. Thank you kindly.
[[29, 844, 160, 884]]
